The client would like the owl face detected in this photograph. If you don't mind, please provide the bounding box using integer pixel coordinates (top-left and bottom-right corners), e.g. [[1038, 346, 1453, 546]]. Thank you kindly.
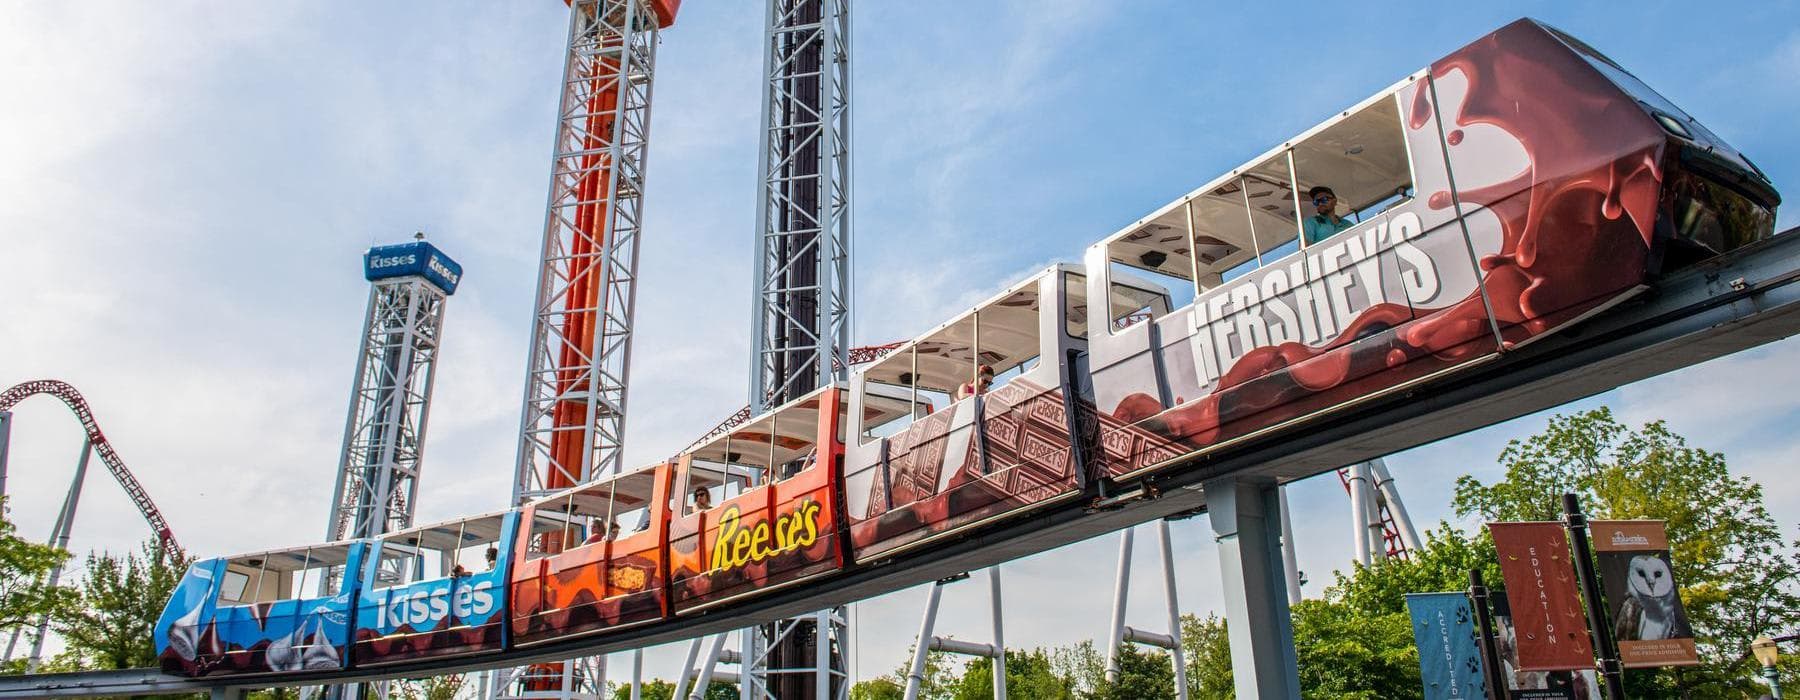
[[1628, 555, 1674, 598]]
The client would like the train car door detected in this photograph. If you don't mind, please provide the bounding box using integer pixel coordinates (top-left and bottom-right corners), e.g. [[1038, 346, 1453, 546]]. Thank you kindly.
[[509, 461, 674, 646], [159, 542, 365, 676], [350, 511, 518, 665], [843, 266, 1090, 563], [668, 387, 845, 613]]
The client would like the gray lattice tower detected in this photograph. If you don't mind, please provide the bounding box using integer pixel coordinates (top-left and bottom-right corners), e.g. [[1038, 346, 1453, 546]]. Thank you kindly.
[[749, 0, 853, 414], [325, 239, 462, 543], [745, 0, 853, 697]]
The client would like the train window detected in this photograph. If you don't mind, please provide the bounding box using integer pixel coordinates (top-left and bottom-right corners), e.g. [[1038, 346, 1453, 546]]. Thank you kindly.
[[858, 345, 948, 443], [1104, 214, 1197, 315], [857, 377, 930, 443], [1242, 159, 1304, 255], [217, 544, 358, 604], [972, 289, 1041, 394], [1066, 271, 1173, 337], [1288, 96, 1411, 244], [524, 509, 572, 561]]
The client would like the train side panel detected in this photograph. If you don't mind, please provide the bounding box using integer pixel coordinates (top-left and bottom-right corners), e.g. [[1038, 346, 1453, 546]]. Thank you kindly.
[[509, 465, 673, 647], [844, 270, 1089, 563], [669, 390, 847, 613], [350, 514, 519, 665]]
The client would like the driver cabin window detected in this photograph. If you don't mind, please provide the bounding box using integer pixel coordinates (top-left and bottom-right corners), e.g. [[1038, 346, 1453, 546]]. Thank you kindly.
[[1065, 271, 1173, 337]]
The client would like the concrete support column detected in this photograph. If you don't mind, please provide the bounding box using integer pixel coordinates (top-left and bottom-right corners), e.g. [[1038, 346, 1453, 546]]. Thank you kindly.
[[1205, 476, 1299, 700]]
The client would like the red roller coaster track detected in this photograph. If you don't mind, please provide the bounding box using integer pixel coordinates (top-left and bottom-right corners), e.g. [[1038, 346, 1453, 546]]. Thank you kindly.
[[0, 380, 178, 549]]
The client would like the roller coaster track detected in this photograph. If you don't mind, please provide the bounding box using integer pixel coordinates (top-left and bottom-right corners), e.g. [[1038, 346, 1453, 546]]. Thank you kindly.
[[0, 380, 178, 549]]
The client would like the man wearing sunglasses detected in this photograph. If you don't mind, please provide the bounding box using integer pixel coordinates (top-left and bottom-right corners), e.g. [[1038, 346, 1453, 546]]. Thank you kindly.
[[1303, 185, 1353, 245]]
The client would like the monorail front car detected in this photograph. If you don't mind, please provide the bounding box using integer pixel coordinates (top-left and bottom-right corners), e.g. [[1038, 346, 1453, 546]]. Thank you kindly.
[[154, 18, 1778, 677]]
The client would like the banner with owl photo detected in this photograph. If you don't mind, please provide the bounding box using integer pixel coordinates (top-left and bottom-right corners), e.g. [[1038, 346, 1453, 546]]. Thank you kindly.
[[1592, 520, 1700, 667]]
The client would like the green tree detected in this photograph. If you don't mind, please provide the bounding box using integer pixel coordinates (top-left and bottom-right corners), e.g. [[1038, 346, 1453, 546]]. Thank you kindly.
[[1092, 644, 1175, 700], [52, 539, 191, 670], [949, 648, 1076, 700], [1454, 406, 1798, 696], [613, 679, 674, 700], [390, 674, 467, 700], [1179, 613, 1232, 699], [1046, 639, 1104, 696], [848, 677, 904, 700], [852, 647, 959, 699], [0, 497, 75, 669]]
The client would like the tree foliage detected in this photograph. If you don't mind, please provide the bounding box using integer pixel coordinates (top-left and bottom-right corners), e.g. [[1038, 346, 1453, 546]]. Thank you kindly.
[[0, 497, 74, 654], [950, 648, 1077, 699], [1455, 406, 1799, 696], [1179, 613, 1232, 699], [52, 539, 191, 670]]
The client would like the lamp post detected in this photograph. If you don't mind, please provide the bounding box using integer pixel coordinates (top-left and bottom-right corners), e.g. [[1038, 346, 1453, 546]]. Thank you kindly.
[[1753, 636, 1782, 699]]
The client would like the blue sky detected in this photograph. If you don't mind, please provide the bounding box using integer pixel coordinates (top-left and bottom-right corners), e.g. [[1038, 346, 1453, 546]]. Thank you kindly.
[[3, 0, 1798, 685]]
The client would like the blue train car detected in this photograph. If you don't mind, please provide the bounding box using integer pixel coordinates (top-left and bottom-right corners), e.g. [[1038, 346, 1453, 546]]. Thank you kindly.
[[351, 511, 520, 665], [154, 542, 366, 676]]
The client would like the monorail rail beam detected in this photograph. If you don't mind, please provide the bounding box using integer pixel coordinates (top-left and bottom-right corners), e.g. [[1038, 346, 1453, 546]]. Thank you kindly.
[[5, 231, 1800, 698]]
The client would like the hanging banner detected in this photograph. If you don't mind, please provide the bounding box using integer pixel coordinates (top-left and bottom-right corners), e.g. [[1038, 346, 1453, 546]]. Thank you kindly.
[[1489, 522, 1594, 671], [1489, 594, 1590, 699], [1406, 592, 1488, 700], [1591, 519, 1700, 668]]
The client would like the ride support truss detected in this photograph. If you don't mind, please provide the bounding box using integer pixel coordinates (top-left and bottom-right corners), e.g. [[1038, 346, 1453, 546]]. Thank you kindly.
[[749, 0, 854, 414], [513, 0, 662, 503], [325, 274, 449, 542]]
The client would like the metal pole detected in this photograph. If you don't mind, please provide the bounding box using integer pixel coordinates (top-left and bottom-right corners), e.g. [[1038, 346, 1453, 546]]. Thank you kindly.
[[1562, 493, 1626, 700], [1468, 569, 1509, 700], [1277, 486, 1302, 603], [1765, 663, 1784, 699], [903, 582, 945, 700], [631, 649, 643, 700], [1346, 462, 1374, 565], [990, 567, 1007, 700], [694, 634, 729, 699], [1158, 521, 1189, 700], [0, 411, 12, 503], [1369, 458, 1422, 552], [673, 637, 705, 700], [815, 608, 832, 700], [1104, 528, 1134, 684], [24, 438, 92, 672]]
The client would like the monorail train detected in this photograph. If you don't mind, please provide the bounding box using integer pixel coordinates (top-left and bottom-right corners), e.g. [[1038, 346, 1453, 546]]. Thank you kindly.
[[154, 18, 1778, 677]]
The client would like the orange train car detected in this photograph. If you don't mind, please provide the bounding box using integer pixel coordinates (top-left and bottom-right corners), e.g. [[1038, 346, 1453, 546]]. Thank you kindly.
[[508, 462, 676, 646]]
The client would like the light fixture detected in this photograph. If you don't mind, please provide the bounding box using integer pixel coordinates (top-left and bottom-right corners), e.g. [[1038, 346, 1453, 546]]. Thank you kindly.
[[1653, 111, 1691, 139], [1754, 636, 1780, 667]]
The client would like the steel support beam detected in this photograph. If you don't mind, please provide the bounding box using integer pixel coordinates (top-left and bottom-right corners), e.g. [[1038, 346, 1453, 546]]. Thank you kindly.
[[1206, 476, 1299, 700]]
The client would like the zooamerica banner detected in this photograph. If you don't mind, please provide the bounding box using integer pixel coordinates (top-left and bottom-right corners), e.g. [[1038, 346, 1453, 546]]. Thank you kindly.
[[1592, 520, 1699, 668]]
